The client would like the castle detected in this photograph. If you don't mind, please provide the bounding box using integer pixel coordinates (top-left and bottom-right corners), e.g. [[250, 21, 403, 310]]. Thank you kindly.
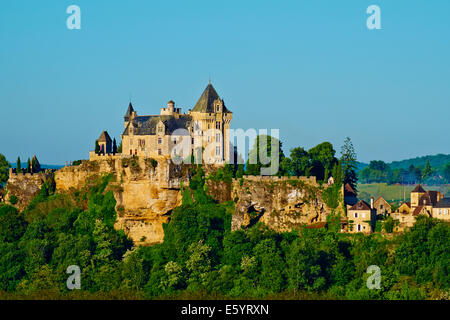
[[111, 82, 233, 164]]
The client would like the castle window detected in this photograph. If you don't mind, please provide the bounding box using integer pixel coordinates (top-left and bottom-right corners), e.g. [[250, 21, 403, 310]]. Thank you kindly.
[[158, 149, 162, 155], [216, 121, 221, 129], [216, 133, 220, 142], [215, 146, 220, 156], [158, 138, 162, 144], [216, 106, 220, 112], [130, 139, 133, 146], [130, 149, 132, 155], [192, 137, 194, 145], [134, 149, 137, 155]]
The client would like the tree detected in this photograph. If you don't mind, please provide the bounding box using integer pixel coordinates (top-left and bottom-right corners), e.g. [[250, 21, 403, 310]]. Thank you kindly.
[[340, 137, 358, 193], [26, 158, 31, 173], [286, 147, 310, 176], [422, 159, 433, 180], [16, 157, 21, 173], [117, 141, 123, 153], [308, 142, 338, 175], [246, 135, 286, 176], [113, 138, 118, 154], [443, 163, 450, 183], [0, 153, 11, 185], [95, 140, 100, 154]]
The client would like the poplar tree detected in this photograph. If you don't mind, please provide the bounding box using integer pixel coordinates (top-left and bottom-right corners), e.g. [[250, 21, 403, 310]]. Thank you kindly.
[[340, 137, 358, 193]]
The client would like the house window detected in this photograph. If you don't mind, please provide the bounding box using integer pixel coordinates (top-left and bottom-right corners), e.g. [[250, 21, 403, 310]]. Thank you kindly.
[[380, 204, 383, 209], [357, 224, 361, 232], [158, 138, 162, 144], [158, 149, 162, 155], [354, 212, 358, 218]]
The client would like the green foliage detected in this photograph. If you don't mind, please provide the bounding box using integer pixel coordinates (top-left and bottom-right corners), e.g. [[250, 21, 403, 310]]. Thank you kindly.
[[341, 137, 358, 192], [246, 135, 286, 176], [16, 157, 21, 173], [9, 195, 18, 205], [95, 140, 100, 154], [0, 154, 11, 185], [0, 167, 449, 300]]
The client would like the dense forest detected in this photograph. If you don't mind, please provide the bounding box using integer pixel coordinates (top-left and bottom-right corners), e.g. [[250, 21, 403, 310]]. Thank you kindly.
[[0, 167, 449, 300]]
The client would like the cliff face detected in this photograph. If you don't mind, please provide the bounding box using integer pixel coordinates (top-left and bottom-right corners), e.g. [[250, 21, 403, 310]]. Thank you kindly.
[[231, 176, 341, 232], [5, 172, 50, 211], [54, 156, 188, 245]]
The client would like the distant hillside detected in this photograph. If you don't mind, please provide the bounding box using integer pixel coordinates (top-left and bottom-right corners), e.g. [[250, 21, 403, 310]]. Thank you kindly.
[[389, 154, 450, 170], [357, 154, 450, 172]]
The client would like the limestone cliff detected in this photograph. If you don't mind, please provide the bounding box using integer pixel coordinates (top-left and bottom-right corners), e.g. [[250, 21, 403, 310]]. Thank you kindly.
[[231, 176, 342, 232], [54, 155, 189, 245]]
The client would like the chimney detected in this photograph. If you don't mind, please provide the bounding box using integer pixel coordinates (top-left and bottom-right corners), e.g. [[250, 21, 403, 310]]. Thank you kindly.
[[370, 197, 374, 209]]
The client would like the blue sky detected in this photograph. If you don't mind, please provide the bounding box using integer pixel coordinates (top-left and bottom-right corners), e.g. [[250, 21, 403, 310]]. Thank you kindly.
[[1, 0, 449, 165]]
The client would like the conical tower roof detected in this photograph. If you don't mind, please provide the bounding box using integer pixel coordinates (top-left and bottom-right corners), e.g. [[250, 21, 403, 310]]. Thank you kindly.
[[124, 102, 134, 120], [192, 83, 230, 113]]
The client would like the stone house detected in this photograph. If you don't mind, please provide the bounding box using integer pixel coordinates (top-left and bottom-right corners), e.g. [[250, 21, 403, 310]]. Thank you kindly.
[[373, 196, 391, 216], [120, 83, 233, 164], [432, 198, 450, 221], [346, 200, 376, 234]]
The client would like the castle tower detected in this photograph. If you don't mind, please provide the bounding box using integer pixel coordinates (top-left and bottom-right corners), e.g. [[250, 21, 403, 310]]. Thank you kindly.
[[98, 131, 112, 154], [189, 83, 233, 164], [411, 184, 427, 208]]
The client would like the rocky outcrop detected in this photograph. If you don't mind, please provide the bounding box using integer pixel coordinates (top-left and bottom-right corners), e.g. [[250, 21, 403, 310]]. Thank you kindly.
[[5, 171, 51, 211], [231, 176, 341, 232], [54, 155, 190, 245]]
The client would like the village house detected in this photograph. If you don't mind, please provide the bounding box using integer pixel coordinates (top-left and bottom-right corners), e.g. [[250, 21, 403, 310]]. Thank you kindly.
[[346, 199, 376, 234], [373, 196, 392, 216], [393, 184, 450, 232]]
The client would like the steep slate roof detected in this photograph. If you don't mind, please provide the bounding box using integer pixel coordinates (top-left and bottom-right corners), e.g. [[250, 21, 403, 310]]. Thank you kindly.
[[412, 184, 427, 193], [123, 115, 192, 136], [427, 191, 440, 206], [344, 183, 357, 197], [124, 102, 134, 120], [435, 198, 450, 208], [349, 200, 371, 211], [192, 83, 230, 113], [412, 206, 428, 216], [98, 131, 112, 142], [418, 194, 432, 206]]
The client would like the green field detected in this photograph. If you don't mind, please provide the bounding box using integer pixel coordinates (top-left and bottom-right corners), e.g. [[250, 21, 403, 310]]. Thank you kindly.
[[357, 183, 450, 204]]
